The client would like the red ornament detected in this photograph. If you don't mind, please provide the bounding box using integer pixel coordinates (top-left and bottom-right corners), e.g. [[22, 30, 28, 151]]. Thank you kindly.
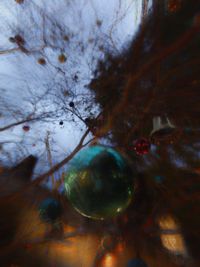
[[167, 0, 181, 13], [133, 138, 151, 155], [22, 125, 30, 132]]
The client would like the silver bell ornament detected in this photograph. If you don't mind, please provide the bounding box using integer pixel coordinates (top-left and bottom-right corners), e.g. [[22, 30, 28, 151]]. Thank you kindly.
[[150, 116, 176, 142]]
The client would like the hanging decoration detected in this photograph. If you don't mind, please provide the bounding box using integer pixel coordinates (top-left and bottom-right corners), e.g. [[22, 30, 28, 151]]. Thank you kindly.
[[15, 0, 24, 3], [63, 35, 69, 41], [167, 0, 182, 13], [150, 116, 176, 143], [37, 58, 46, 65], [73, 74, 79, 82], [58, 53, 67, 63], [22, 125, 30, 132], [39, 197, 62, 223], [133, 138, 151, 155], [64, 145, 134, 220], [69, 101, 75, 108]]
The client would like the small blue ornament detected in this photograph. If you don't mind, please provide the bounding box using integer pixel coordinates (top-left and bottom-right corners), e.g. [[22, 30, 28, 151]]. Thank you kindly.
[[127, 258, 148, 267], [39, 197, 62, 223]]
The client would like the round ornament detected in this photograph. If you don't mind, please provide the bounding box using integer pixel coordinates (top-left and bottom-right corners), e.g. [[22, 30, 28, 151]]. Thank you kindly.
[[69, 101, 74, 108], [63, 35, 69, 41], [64, 146, 134, 220], [133, 138, 151, 155], [58, 54, 67, 63], [22, 125, 30, 132], [167, 0, 181, 13], [37, 58, 46, 65], [39, 197, 62, 223]]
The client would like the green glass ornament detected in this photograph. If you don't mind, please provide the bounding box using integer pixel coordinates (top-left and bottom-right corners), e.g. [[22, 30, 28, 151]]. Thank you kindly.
[[64, 146, 134, 220]]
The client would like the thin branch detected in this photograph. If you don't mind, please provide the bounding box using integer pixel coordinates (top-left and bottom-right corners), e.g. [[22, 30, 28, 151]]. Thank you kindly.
[[0, 117, 39, 132], [0, 48, 20, 55]]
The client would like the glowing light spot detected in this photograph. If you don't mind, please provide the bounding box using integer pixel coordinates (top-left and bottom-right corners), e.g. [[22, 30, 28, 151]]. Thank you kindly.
[[158, 215, 187, 255], [158, 215, 178, 230], [102, 253, 117, 267], [116, 242, 125, 253], [160, 233, 186, 255], [117, 207, 122, 213]]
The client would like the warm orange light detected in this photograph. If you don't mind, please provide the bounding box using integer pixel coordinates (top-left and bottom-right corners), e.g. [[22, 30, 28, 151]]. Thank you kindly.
[[158, 215, 187, 255], [102, 253, 117, 267], [116, 242, 125, 253], [160, 233, 186, 254], [158, 215, 178, 230]]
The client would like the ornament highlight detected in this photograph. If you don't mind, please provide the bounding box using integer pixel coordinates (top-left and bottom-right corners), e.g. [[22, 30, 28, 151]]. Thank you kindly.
[[64, 146, 134, 220]]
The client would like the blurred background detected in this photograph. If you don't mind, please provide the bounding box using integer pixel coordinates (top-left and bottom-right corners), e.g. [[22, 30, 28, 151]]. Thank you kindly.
[[0, 0, 200, 266]]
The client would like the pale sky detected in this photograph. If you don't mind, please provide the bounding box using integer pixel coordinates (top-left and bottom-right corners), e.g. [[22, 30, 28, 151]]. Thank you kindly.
[[0, 0, 143, 176]]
